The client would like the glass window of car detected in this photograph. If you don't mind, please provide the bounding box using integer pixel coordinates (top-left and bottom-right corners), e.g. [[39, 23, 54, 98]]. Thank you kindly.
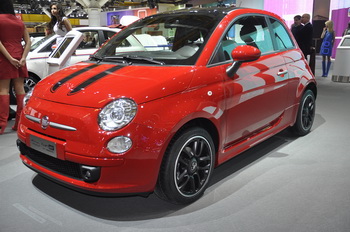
[[211, 15, 274, 64], [30, 34, 55, 52], [102, 30, 118, 42], [78, 31, 99, 49], [269, 18, 294, 50], [39, 39, 57, 53], [51, 37, 74, 58], [94, 14, 221, 65]]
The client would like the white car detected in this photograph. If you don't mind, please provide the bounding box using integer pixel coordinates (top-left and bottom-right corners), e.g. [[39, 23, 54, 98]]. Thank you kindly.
[[24, 27, 120, 91]]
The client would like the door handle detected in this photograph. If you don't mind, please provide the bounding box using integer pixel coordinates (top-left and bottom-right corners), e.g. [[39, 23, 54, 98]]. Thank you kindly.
[[278, 70, 288, 76]]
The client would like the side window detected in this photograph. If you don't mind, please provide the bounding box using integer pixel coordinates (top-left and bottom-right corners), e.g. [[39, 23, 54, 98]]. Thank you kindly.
[[211, 15, 274, 64], [269, 18, 294, 50], [39, 40, 56, 53], [103, 31, 118, 43], [78, 31, 99, 49]]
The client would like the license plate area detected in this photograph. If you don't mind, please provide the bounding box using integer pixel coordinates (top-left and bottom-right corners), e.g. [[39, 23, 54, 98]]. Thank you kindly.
[[30, 135, 57, 158]]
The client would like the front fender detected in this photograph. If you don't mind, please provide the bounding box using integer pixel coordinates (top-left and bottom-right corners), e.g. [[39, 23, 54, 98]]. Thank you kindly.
[[134, 81, 226, 162]]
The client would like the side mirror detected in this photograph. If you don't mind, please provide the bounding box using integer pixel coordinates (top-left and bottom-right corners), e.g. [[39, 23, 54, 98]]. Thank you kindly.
[[226, 45, 261, 78]]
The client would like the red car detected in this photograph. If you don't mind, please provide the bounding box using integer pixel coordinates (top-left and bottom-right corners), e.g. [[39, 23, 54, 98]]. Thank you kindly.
[[17, 7, 316, 204]]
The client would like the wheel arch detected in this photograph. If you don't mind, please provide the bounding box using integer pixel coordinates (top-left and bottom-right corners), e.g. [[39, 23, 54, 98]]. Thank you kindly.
[[155, 118, 219, 203], [168, 117, 220, 164], [28, 71, 41, 82], [306, 81, 317, 99]]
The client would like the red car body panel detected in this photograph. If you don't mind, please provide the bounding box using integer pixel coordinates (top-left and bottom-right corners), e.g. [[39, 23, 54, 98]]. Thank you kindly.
[[34, 62, 195, 107], [18, 7, 316, 196]]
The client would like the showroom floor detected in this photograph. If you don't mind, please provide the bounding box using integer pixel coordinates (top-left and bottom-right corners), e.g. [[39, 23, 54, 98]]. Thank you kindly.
[[1, 56, 350, 232]]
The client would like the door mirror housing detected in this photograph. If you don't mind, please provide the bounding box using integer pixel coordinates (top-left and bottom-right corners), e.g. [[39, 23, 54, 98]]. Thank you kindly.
[[226, 45, 261, 78], [231, 45, 261, 62]]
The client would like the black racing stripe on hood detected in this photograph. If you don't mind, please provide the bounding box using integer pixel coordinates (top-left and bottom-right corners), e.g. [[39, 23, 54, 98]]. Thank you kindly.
[[50, 64, 99, 93], [68, 65, 124, 95]]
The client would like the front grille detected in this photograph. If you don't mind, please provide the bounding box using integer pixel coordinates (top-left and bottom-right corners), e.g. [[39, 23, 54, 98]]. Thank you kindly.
[[18, 140, 82, 180]]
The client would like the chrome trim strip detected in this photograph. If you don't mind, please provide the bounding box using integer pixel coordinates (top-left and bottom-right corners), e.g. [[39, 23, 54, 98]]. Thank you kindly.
[[25, 115, 40, 123], [49, 122, 77, 131], [25, 114, 77, 131]]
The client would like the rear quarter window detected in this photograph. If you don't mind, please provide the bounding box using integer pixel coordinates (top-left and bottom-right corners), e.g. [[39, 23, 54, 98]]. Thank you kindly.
[[269, 18, 294, 51]]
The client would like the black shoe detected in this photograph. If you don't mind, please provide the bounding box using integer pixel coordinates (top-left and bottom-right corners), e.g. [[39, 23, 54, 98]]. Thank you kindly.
[[8, 107, 16, 121]]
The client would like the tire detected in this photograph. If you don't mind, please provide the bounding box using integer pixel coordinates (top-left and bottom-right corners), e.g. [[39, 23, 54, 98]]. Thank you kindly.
[[155, 127, 215, 204], [24, 74, 40, 93], [291, 89, 316, 136], [10, 74, 40, 105]]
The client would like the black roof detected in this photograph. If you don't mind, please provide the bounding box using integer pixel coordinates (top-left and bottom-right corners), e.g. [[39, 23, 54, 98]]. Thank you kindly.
[[143, 6, 244, 22]]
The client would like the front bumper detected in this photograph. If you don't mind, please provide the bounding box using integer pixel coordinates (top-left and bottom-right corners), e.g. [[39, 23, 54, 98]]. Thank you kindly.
[[17, 98, 169, 195]]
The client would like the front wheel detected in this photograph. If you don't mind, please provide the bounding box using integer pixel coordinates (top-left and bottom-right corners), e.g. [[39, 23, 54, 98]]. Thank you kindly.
[[291, 89, 316, 136], [155, 127, 215, 204]]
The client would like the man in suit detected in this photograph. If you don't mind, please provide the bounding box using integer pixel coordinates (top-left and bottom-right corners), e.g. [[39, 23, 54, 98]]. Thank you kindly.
[[291, 15, 303, 48], [299, 13, 314, 59]]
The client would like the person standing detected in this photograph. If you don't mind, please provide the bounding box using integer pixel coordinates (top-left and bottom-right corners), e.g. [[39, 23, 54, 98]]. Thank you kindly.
[[0, 0, 31, 134], [291, 15, 303, 48], [343, 22, 350, 36], [46, 3, 72, 46], [299, 13, 314, 59], [46, 3, 72, 68], [320, 20, 335, 77]]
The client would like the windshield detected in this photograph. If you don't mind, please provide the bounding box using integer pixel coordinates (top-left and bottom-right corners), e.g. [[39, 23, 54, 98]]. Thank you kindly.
[[30, 34, 55, 52], [93, 12, 221, 65]]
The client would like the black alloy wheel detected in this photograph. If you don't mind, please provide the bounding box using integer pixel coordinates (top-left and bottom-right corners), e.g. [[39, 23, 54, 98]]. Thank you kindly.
[[292, 89, 316, 136], [155, 127, 215, 204], [24, 75, 40, 93]]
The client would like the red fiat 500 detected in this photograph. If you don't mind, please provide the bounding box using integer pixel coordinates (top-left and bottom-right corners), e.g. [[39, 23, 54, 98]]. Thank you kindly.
[[18, 7, 317, 204]]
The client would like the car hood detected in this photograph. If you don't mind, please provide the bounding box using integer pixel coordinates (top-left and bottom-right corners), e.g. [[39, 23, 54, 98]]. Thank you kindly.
[[33, 62, 195, 108]]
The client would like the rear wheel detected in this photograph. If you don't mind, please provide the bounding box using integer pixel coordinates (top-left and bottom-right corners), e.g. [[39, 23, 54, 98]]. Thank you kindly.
[[155, 127, 215, 204], [24, 74, 40, 93], [291, 89, 316, 136]]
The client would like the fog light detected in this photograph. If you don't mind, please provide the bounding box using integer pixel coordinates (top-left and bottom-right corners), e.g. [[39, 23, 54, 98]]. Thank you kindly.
[[80, 165, 100, 183], [107, 136, 132, 153]]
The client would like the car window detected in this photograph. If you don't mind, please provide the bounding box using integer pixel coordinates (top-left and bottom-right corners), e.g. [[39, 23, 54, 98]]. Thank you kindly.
[[78, 31, 99, 49], [269, 18, 294, 50], [30, 34, 54, 52], [211, 15, 274, 64], [102, 31, 118, 43], [39, 39, 56, 53], [94, 14, 220, 65]]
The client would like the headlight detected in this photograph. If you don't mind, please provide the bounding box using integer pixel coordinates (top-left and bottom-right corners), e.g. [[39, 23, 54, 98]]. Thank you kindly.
[[23, 88, 34, 106], [98, 98, 137, 131]]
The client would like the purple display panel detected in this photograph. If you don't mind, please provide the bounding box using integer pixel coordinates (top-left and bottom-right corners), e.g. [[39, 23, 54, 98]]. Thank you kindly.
[[107, 11, 133, 25], [331, 8, 350, 58], [264, 0, 313, 30]]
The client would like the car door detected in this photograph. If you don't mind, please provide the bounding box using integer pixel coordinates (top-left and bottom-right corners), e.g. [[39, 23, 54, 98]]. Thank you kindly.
[[71, 30, 100, 65], [47, 30, 84, 74], [26, 34, 58, 79], [268, 17, 304, 108], [209, 15, 290, 150], [70, 29, 118, 65]]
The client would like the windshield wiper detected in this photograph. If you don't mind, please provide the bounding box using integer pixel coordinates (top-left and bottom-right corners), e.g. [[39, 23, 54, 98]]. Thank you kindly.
[[91, 55, 164, 65], [90, 54, 103, 62], [120, 55, 165, 65], [90, 55, 128, 64]]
